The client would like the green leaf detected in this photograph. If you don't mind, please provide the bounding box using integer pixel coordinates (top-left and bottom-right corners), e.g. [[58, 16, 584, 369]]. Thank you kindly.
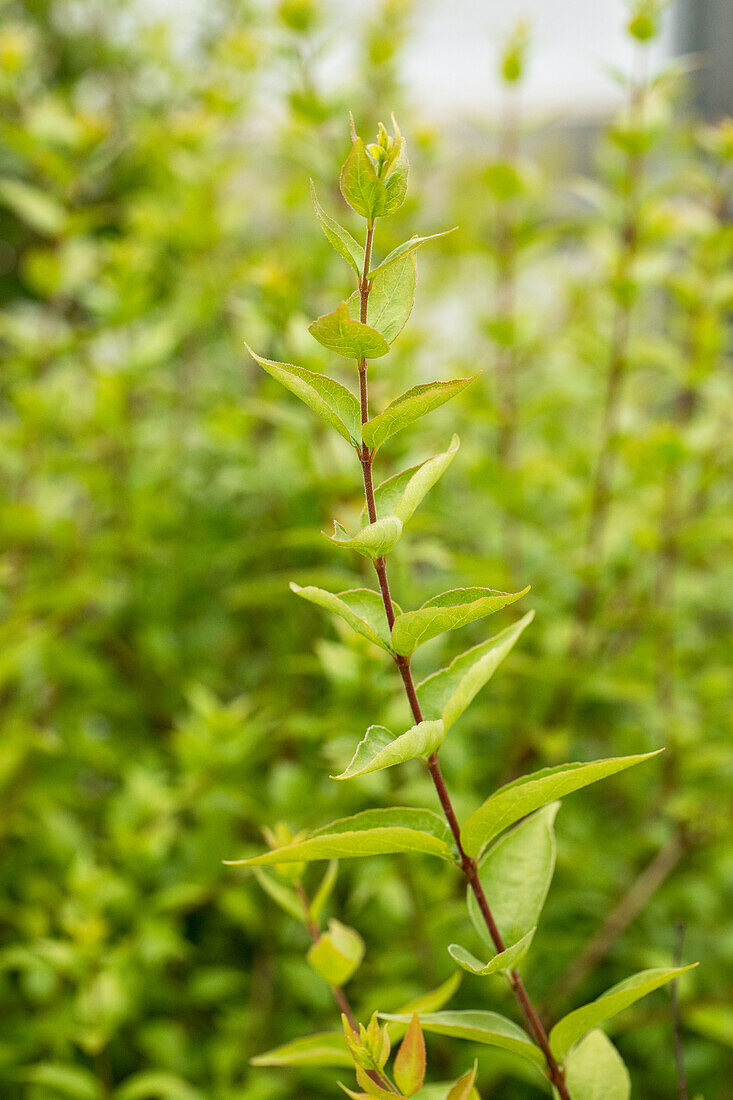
[[445, 1062, 478, 1100], [250, 1032, 352, 1068], [366, 436, 460, 534], [381, 124, 409, 215], [308, 919, 365, 986], [225, 807, 456, 866], [362, 377, 479, 451], [391, 587, 530, 658], [550, 965, 698, 1061], [379, 1011, 544, 1067], [468, 804, 558, 951], [310, 860, 339, 924], [333, 720, 445, 780], [114, 1073, 204, 1100], [325, 516, 403, 560], [290, 585, 400, 651], [245, 344, 361, 446], [309, 302, 390, 360], [339, 137, 384, 220], [417, 611, 534, 731], [349, 253, 416, 343], [563, 1030, 630, 1100], [311, 180, 363, 275], [461, 752, 662, 859], [394, 1013, 426, 1096], [16, 1064, 102, 1100], [0, 176, 67, 235], [447, 928, 536, 976], [368, 229, 457, 280], [252, 868, 305, 922]]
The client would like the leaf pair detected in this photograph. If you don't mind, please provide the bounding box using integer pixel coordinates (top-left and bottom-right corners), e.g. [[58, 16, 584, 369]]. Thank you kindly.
[[328, 436, 460, 561], [246, 343, 477, 452], [340, 120, 408, 222], [293, 581, 529, 659]]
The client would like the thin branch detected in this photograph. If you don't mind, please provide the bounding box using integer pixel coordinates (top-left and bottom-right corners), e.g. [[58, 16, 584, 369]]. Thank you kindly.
[[354, 224, 571, 1100], [671, 921, 689, 1100]]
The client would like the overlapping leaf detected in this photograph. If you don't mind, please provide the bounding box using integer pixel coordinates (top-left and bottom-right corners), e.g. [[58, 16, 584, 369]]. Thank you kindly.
[[368, 436, 460, 527], [417, 610, 534, 731], [368, 228, 457, 280], [325, 517, 403, 561], [250, 1032, 351, 1068], [333, 720, 445, 780], [391, 587, 529, 657], [309, 302, 390, 360], [362, 377, 478, 451], [379, 1011, 544, 1067], [311, 181, 363, 275], [461, 752, 661, 858], [245, 344, 361, 446], [468, 804, 558, 951], [290, 584, 399, 651], [448, 928, 536, 977], [350, 252, 416, 343], [563, 1030, 630, 1100], [225, 808, 456, 866], [550, 966, 697, 1061]]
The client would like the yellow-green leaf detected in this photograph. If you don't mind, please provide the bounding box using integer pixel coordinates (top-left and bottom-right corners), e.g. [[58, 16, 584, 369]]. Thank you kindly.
[[333, 721, 445, 780], [311, 180, 363, 275], [564, 1030, 630, 1100], [363, 377, 478, 451], [417, 611, 533, 731], [309, 302, 390, 360], [393, 1013, 426, 1096], [391, 587, 529, 658], [308, 920, 365, 986], [461, 752, 662, 859], [447, 928, 536, 977], [379, 1011, 543, 1067], [251, 1032, 351, 1068], [550, 965, 698, 1061], [246, 344, 361, 446]]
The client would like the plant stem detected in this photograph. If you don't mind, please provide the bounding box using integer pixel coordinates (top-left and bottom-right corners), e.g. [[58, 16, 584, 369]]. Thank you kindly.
[[671, 921, 689, 1100], [354, 227, 570, 1100], [295, 882, 395, 1092]]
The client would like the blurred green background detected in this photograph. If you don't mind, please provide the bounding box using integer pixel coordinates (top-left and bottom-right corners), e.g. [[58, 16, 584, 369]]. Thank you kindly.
[[1, 1, 731, 1097]]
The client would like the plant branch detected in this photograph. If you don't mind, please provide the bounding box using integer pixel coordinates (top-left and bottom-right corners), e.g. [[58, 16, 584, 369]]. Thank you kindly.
[[295, 882, 395, 1092], [353, 225, 571, 1100]]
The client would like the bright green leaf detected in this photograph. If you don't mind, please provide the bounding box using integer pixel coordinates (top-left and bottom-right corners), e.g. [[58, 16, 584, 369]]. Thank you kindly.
[[245, 344, 361, 446], [225, 807, 456, 866], [468, 804, 558, 950], [394, 1013, 426, 1096], [461, 752, 662, 859], [308, 919, 365, 986], [368, 229, 457, 280], [418, 610, 534, 731], [387, 972, 463, 1041], [310, 860, 339, 924], [252, 868, 305, 922], [114, 1073, 204, 1100], [333, 720, 445, 780], [362, 252, 416, 343], [339, 137, 384, 220], [250, 1032, 351, 1068], [362, 377, 479, 451], [311, 180, 363, 275], [564, 1030, 630, 1100], [447, 927, 536, 976], [381, 127, 409, 215], [290, 585, 399, 651], [309, 302, 390, 360], [445, 1061, 478, 1100], [391, 587, 530, 657], [550, 965, 698, 1061], [0, 176, 67, 235], [17, 1064, 102, 1100], [325, 516, 403, 560], [368, 436, 460, 526], [379, 1011, 544, 1067]]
